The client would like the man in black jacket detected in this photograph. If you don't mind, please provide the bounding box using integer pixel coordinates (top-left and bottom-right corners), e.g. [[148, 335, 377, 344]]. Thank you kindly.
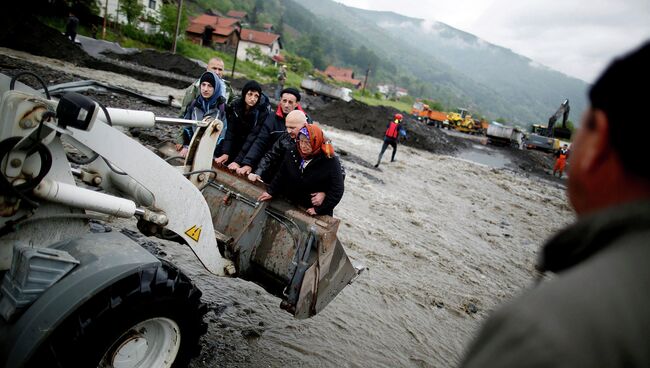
[[460, 41, 650, 368], [236, 87, 307, 176]]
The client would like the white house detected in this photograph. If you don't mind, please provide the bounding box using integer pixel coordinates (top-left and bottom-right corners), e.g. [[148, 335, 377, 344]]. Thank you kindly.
[[236, 29, 282, 63], [101, 0, 161, 33]]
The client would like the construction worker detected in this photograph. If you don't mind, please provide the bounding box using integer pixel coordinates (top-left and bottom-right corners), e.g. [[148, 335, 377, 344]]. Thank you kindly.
[[553, 144, 570, 177], [374, 113, 406, 168]]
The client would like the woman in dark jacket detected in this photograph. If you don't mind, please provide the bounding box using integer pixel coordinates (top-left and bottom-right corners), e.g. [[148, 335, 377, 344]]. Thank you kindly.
[[176, 71, 227, 154], [218, 80, 270, 167], [258, 124, 344, 216]]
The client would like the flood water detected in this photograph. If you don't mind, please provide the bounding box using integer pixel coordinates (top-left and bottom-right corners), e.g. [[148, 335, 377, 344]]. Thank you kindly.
[[150, 127, 573, 368], [457, 144, 513, 169]]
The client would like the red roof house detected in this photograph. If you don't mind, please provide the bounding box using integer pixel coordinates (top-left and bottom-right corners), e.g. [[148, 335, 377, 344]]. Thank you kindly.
[[323, 66, 362, 88], [185, 14, 241, 48], [236, 29, 282, 62]]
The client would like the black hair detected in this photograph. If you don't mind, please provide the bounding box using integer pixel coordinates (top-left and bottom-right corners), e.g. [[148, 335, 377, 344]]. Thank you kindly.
[[280, 87, 301, 102], [199, 71, 217, 88], [242, 80, 262, 100], [589, 41, 650, 179]]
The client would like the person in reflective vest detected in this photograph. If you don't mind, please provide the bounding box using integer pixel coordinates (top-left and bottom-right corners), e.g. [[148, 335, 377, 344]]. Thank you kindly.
[[553, 144, 570, 178], [374, 113, 406, 168]]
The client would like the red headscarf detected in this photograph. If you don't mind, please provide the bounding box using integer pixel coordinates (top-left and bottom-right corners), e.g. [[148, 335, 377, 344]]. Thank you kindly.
[[296, 124, 335, 160]]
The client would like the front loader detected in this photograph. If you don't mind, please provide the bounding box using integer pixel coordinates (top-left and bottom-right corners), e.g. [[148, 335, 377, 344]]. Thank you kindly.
[[0, 72, 363, 367]]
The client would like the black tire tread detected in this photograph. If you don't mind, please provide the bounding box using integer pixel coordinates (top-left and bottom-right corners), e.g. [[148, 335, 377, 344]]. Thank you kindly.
[[26, 260, 207, 368]]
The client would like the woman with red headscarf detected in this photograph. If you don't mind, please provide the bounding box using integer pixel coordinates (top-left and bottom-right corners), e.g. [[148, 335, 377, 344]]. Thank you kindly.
[[257, 124, 343, 216]]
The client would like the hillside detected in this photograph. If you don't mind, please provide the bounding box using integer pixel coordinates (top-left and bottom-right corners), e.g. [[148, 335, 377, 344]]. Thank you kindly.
[[293, 0, 588, 126]]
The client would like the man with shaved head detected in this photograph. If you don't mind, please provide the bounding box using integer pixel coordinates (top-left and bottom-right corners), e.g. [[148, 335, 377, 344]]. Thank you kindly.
[[236, 87, 309, 178], [247, 109, 308, 183]]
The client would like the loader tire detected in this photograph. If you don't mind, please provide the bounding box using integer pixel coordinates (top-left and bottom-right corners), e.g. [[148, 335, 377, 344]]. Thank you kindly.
[[27, 260, 207, 368]]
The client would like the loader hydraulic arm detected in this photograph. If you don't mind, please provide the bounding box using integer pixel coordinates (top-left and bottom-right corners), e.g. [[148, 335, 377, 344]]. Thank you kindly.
[[0, 79, 234, 276]]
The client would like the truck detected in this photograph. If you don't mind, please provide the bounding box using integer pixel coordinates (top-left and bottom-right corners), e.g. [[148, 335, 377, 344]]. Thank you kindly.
[[300, 78, 353, 102], [0, 72, 363, 367], [486, 122, 525, 147], [410, 102, 448, 127]]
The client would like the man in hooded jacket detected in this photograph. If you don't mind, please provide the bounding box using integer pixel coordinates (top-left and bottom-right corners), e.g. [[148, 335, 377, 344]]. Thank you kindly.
[[175, 71, 227, 155]]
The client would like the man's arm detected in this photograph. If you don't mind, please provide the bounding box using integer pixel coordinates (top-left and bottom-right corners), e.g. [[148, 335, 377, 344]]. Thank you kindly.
[[241, 114, 275, 169], [179, 81, 199, 118], [253, 133, 289, 179]]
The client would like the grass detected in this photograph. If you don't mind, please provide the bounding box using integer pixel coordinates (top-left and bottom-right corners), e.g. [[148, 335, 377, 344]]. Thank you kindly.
[[353, 93, 412, 112]]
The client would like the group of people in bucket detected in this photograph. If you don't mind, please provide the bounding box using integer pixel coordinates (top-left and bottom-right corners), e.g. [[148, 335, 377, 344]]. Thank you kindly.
[[174, 57, 343, 216]]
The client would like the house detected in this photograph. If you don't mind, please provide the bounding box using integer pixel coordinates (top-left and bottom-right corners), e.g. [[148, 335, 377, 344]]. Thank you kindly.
[[376, 84, 391, 95], [262, 23, 274, 32], [236, 29, 282, 63], [226, 10, 248, 23], [395, 87, 409, 98], [102, 0, 161, 33], [185, 14, 241, 50], [376, 84, 409, 98], [323, 66, 362, 88]]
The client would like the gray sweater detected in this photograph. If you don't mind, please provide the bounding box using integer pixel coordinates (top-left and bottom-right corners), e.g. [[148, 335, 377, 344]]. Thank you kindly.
[[460, 200, 650, 368]]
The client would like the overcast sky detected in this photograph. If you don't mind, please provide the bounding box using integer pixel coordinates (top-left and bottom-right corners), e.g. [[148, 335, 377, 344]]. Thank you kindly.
[[335, 0, 650, 83]]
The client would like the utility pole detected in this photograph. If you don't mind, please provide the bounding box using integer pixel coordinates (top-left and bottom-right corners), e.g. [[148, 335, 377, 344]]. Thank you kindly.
[[231, 31, 240, 79], [171, 0, 183, 54], [102, 0, 108, 39], [362, 64, 371, 93]]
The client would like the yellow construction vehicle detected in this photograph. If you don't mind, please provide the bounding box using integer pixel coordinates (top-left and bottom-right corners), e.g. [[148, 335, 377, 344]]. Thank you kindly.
[[447, 108, 477, 133]]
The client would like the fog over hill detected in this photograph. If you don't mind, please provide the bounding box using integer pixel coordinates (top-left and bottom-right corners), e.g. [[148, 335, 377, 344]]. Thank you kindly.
[[293, 0, 588, 127]]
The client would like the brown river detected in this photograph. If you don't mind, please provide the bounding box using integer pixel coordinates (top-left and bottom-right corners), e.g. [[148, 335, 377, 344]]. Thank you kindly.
[[0, 47, 573, 367]]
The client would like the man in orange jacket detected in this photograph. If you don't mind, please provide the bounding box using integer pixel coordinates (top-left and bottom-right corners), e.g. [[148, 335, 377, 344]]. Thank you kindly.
[[553, 144, 570, 177]]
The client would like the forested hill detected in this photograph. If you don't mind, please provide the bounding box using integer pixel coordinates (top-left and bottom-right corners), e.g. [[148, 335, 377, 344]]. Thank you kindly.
[[291, 0, 588, 126], [197, 0, 589, 125]]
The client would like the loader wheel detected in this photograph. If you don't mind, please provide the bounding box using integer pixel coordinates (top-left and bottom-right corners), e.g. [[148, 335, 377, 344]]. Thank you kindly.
[[27, 260, 207, 368]]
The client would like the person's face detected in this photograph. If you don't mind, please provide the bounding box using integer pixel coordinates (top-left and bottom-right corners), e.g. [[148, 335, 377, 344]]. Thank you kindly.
[[280, 93, 298, 115], [285, 118, 304, 139], [200, 81, 214, 99], [208, 59, 224, 78], [244, 90, 260, 108], [298, 135, 313, 155]]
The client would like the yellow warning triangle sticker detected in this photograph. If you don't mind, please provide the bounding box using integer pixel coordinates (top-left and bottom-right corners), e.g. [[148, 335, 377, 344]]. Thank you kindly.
[[184, 225, 202, 242]]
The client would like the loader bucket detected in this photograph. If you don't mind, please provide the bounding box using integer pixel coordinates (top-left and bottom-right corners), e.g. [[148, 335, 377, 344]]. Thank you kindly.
[[159, 143, 362, 318]]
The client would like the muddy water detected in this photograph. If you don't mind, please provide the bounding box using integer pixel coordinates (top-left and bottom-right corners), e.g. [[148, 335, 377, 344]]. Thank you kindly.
[[147, 127, 573, 367], [457, 144, 513, 169], [0, 48, 573, 366]]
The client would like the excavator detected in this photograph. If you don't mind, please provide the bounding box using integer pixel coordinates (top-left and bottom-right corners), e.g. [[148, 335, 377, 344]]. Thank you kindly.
[[526, 99, 571, 151], [0, 72, 363, 367]]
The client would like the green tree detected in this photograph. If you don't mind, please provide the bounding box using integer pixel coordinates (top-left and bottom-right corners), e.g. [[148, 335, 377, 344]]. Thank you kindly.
[[246, 46, 267, 64], [159, 3, 188, 38], [277, 16, 284, 39], [565, 120, 576, 136], [284, 53, 313, 75], [119, 0, 144, 26]]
